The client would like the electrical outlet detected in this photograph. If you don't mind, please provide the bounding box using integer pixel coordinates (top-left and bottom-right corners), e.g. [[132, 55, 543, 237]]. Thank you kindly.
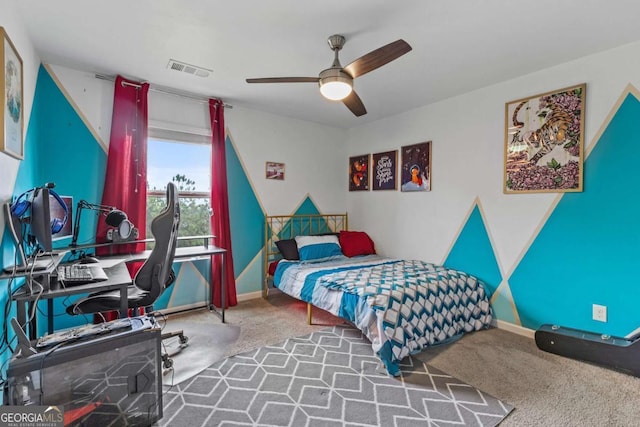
[[593, 304, 607, 322]]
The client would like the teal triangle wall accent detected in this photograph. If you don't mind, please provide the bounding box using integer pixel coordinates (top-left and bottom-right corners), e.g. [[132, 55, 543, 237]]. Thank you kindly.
[[165, 262, 208, 308], [226, 136, 265, 281], [21, 66, 107, 251], [444, 204, 502, 297], [32, 66, 107, 249], [296, 197, 321, 215], [192, 258, 211, 280], [275, 197, 331, 239], [509, 93, 640, 336]]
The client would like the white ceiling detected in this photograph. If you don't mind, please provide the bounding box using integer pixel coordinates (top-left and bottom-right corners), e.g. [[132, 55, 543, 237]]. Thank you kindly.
[[15, 0, 640, 129]]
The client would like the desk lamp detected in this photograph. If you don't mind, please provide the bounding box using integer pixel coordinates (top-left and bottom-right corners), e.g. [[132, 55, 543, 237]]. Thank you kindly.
[[70, 200, 138, 247]]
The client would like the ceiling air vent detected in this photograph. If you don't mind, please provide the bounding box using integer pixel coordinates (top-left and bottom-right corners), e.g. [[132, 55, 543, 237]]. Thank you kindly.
[[167, 59, 211, 78]]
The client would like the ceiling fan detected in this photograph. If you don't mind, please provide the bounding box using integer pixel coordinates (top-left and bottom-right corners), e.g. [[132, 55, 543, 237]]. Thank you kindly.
[[246, 35, 412, 117]]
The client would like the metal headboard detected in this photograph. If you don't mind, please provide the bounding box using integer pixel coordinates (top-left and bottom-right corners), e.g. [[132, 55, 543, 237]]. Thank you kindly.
[[263, 213, 348, 298]]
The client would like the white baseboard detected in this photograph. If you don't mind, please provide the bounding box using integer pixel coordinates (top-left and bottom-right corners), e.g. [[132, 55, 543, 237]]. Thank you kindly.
[[237, 290, 263, 302], [159, 302, 207, 315], [237, 288, 285, 302], [492, 319, 536, 339]]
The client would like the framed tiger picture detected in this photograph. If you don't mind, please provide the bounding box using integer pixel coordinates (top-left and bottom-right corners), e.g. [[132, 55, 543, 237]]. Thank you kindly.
[[503, 83, 585, 193]]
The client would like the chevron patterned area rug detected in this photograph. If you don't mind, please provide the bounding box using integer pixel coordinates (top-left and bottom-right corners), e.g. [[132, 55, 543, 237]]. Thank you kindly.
[[160, 325, 513, 426]]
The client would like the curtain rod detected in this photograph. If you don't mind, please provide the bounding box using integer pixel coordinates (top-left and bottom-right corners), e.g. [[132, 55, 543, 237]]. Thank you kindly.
[[94, 74, 232, 108]]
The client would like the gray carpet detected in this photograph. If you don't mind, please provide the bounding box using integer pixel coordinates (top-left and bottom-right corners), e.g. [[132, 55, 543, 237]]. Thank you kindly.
[[159, 325, 513, 426], [415, 326, 640, 427], [159, 293, 640, 426]]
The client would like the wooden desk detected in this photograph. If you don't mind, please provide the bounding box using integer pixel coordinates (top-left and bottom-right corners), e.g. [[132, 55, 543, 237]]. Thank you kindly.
[[11, 262, 132, 340]]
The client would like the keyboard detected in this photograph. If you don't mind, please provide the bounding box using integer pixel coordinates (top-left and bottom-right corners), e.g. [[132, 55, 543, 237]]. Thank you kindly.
[[57, 264, 108, 285]]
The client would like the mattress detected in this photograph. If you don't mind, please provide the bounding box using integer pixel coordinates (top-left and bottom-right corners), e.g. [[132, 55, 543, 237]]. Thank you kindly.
[[273, 254, 492, 375]]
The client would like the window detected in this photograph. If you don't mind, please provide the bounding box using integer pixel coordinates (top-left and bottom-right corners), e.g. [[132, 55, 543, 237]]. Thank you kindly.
[[147, 129, 211, 247]]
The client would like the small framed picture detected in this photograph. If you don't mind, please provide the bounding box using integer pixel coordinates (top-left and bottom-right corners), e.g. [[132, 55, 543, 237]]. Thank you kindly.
[[1, 27, 24, 160], [266, 161, 285, 180], [372, 150, 397, 191], [349, 154, 370, 191], [401, 141, 431, 192]]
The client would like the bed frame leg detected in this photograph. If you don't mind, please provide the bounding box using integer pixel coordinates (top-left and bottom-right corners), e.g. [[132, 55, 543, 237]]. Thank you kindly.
[[307, 303, 312, 325]]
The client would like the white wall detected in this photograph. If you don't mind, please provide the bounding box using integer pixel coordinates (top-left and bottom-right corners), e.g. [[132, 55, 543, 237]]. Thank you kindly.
[[0, 0, 41, 239], [346, 40, 640, 272], [47, 65, 114, 148], [225, 106, 347, 214]]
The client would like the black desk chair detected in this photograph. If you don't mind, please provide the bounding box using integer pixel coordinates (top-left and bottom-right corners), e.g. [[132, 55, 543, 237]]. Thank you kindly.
[[67, 182, 187, 368]]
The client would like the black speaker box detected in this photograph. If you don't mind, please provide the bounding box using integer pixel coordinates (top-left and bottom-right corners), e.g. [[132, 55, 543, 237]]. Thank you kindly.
[[535, 324, 640, 377]]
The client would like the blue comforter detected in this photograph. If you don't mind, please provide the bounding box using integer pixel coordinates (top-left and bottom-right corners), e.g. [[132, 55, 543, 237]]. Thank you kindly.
[[274, 255, 492, 376]]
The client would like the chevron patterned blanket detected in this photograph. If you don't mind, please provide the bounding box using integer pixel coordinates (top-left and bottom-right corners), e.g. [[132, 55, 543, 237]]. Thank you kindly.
[[274, 255, 492, 376]]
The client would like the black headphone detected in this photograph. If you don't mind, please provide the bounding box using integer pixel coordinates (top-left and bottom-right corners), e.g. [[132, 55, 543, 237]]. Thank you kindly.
[[10, 185, 68, 234]]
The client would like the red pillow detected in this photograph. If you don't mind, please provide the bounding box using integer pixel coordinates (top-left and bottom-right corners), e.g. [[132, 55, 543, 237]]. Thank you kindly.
[[339, 231, 376, 257], [268, 260, 280, 276]]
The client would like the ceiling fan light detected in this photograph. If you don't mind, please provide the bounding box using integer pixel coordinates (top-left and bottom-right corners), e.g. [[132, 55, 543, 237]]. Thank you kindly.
[[318, 68, 353, 101], [320, 80, 352, 100]]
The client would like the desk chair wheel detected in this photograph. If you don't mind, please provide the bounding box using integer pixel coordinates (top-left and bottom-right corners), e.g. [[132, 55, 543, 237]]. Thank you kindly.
[[161, 329, 189, 371], [162, 354, 174, 369]]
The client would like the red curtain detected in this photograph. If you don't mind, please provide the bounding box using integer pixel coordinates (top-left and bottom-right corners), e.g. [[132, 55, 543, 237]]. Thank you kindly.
[[209, 99, 237, 308], [96, 76, 149, 257], [93, 76, 149, 321]]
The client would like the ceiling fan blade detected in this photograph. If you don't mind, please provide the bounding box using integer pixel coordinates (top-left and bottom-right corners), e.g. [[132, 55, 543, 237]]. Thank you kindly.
[[344, 39, 412, 78], [246, 77, 319, 83], [343, 91, 367, 117]]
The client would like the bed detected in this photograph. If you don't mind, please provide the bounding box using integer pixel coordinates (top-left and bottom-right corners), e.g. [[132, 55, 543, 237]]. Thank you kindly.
[[264, 214, 492, 376]]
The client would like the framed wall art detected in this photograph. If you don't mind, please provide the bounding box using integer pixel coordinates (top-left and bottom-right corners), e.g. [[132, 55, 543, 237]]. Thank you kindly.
[[348, 154, 370, 191], [0, 27, 23, 160], [504, 83, 585, 193], [372, 150, 397, 191], [401, 141, 431, 192], [266, 161, 285, 180]]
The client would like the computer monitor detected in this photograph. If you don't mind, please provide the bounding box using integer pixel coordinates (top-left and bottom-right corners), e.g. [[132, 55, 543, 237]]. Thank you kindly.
[[51, 195, 73, 241], [29, 188, 72, 253], [30, 187, 53, 253]]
